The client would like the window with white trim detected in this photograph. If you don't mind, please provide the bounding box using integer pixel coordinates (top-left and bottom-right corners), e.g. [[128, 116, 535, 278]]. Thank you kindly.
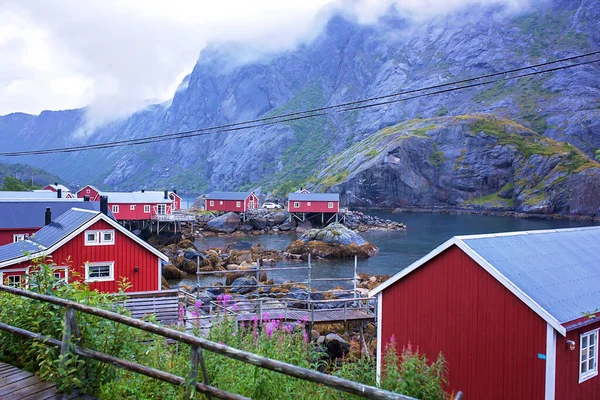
[[328, 202, 334, 209], [86, 189, 91, 194], [130, 205, 136, 210], [112, 205, 119, 213], [307, 202, 311, 206], [580, 329, 599, 383], [157, 204, 166, 215], [85, 230, 115, 246], [13, 234, 28, 243], [6, 275, 21, 288], [85, 262, 114, 282], [219, 201, 223, 205], [236, 201, 241, 208], [294, 202, 300, 208], [144, 205, 151, 213], [53, 272, 61, 279], [209, 200, 214, 207]]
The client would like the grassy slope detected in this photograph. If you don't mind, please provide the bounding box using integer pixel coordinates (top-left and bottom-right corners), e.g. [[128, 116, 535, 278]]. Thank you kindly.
[[0, 162, 64, 187]]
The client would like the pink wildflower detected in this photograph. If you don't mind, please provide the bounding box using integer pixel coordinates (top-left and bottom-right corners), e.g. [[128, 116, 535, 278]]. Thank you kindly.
[[263, 312, 269, 322], [278, 313, 284, 320], [265, 320, 277, 337], [223, 293, 231, 306], [195, 299, 202, 308], [231, 303, 239, 312], [303, 330, 309, 343], [178, 306, 185, 323]]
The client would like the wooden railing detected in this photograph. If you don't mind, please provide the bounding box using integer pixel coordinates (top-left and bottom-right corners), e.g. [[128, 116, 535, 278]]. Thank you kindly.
[[0, 284, 415, 400]]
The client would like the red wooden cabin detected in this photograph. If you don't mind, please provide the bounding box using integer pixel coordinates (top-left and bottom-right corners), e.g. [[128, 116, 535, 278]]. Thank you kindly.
[[102, 191, 175, 221], [0, 207, 168, 293], [287, 193, 339, 213], [76, 185, 102, 201], [0, 200, 112, 245], [43, 183, 73, 198], [371, 227, 600, 400], [205, 192, 258, 212]]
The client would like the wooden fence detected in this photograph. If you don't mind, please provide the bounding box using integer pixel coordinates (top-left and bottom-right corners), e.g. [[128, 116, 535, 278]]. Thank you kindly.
[[0, 284, 418, 400]]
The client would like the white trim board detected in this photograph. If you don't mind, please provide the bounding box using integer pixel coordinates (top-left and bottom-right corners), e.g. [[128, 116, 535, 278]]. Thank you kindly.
[[0, 209, 168, 268], [369, 236, 567, 336], [545, 323, 556, 400], [376, 292, 383, 385]]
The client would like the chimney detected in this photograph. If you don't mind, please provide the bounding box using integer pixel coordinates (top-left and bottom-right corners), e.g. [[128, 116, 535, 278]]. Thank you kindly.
[[45, 207, 52, 225], [173, 189, 177, 195], [164, 190, 168, 199], [54, 182, 58, 186], [57, 188, 62, 198], [84, 195, 90, 202], [141, 189, 145, 193], [100, 196, 108, 215]]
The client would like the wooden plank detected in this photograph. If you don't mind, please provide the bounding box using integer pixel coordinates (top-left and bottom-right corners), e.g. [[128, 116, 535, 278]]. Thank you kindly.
[[0, 376, 43, 396], [17, 386, 59, 400], [6, 379, 57, 399], [0, 370, 34, 384]]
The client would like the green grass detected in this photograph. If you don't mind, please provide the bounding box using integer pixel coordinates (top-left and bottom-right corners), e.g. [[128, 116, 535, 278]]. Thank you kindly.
[[465, 192, 515, 208], [429, 143, 446, 166]]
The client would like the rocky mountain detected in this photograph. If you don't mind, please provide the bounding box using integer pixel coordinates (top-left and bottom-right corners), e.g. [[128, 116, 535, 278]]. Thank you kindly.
[[313, 115, 600, 216], [0, 162, 63, 188], [0, 0, 598, 215]]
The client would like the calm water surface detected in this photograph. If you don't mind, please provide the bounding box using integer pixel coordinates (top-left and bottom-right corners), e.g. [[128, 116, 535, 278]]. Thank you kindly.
[[177, 212, 599, 290]]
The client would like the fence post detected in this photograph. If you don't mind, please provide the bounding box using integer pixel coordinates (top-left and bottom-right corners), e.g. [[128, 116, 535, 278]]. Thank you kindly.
[[198, 347, 212, 400], [59, 307, 75, 399], [307, 254, 312, 301], [186, 345, 199, 399], [353, 255, 357, 299]]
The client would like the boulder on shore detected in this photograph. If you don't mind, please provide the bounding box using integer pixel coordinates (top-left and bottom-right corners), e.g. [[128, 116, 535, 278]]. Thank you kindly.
[[286, 223, 378, 259], [205, 212, 240, 234]]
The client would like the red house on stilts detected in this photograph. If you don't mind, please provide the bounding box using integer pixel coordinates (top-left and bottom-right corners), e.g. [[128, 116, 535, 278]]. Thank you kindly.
[[205, 192, 258, 213], [371, 227, 600, 400], [0, 207, 168, 293]]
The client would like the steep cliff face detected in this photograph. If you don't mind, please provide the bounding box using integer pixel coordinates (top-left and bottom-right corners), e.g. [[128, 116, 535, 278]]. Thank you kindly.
[[314, 115, 600, 216], [0, 0, 598, 199]]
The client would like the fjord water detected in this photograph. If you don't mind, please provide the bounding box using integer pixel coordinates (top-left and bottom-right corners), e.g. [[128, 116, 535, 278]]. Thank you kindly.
[[184, 212, 600, 290]]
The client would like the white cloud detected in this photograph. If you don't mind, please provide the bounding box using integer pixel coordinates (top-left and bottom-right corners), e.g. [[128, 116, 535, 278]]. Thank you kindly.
[[0, 0, 535, 120]]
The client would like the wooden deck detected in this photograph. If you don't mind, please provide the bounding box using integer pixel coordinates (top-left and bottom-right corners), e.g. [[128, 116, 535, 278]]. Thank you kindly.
[[235, 308, 374, 323], [0, 362, 94, 400]]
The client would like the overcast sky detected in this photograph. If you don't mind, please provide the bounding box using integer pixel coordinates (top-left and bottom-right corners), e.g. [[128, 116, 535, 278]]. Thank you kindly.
[[0, 0, 531, 118]]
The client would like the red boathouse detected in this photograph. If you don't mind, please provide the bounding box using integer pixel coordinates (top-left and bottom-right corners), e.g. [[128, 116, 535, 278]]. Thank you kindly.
[[43, 183, 73, 198], [371, 227, 600, 400], [0, 207, 168, 293], [205, 192, 258, 213], [76, 185, 102, 201], [287, 193, 339, 213]]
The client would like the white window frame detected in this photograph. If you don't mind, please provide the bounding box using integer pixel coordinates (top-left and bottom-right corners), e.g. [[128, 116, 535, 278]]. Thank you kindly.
[[157, 204, 166, 215], [84, 230, 115, 246], [219, 201, 223, 205], [249, 199, 255, 209], [328, 202, 334, 209], [144, 205, 151, 213], [13, 233, 28, 243], [86, 189, 91, 194], [52, 266, 68, 283], [5, 274, 22, 288], [209, 200, 214, 207], [85, 262, 115, 282], [236, 201, 241, 208], [112, 205, 119, 213], [294, 202, 300, 208], [130, 205, 136, 210], [580, 329, 599, 383], [307, 202, 311, 207]]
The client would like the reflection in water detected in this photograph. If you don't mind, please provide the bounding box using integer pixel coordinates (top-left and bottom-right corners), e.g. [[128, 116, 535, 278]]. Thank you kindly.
[[172, 212, 599, 290]]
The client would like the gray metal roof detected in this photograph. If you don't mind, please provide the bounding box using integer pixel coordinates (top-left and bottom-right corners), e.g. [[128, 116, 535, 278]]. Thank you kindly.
[[460, 227, 600, 325], [206, 191, 252, 201], [31, 208, 99, 248], [288, 193, 339, 201], [0, 191, 65, 200], [45, 184, 71, 192], [0, 240, 44, 264], [0, 201, 112, 229]]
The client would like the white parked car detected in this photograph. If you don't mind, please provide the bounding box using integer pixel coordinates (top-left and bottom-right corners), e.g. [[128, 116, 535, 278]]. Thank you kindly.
[[262, 202, 283, 209]]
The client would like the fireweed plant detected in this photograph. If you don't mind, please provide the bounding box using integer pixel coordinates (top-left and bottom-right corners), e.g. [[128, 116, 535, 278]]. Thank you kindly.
[[0, 259, 449, 399]]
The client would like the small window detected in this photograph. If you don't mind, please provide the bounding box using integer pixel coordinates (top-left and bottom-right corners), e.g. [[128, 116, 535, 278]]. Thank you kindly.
[[13, 234, 27, 243], [86, 232, 98, 244], [86, 262, 114, 282], [86, 189, 90, 194], [580, 329, 599, 382], [328, 202, 334, 209], [236, 201, 241, 207], [6, 275, 21, 288], [307, 202, 311, 206], [209, 200, 214, 207], [130, 205, 136, 210], [144, 205, 151, 213], [294, 202, 300, 208], [219, 201, 223, 205], [53, 272, 61, 279], [112, 205, 119, 213], [102, 232, 114, 244]]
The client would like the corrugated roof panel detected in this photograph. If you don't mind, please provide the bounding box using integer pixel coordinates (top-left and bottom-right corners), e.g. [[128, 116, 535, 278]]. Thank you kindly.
[[102, 191, 170, 203], [0, 241, 43, 263], [0, 191, 62, 200], [0, 201, 111, 229], [31, 209, 98, 248], [206, 192, 252, 201], [288, 193, 339, 201], [461, 227, 600, 324]]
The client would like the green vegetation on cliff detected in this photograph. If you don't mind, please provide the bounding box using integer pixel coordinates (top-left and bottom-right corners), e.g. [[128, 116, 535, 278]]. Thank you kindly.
[[0, 162, 63, 189]]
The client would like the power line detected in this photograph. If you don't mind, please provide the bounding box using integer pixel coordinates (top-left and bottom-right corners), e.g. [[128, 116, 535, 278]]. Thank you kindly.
[[1, 52, 599, 157]]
